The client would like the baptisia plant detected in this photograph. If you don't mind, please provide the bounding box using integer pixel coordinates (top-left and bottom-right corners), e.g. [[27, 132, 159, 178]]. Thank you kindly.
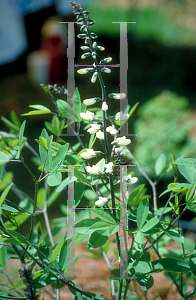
[[0, 2, 196, 300]]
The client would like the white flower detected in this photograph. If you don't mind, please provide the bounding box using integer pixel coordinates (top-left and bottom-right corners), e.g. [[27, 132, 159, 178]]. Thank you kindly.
[[96, 130, 104, 139], [80, 110, 94, 121], [108, 93, 126, 100], [106, 125, 118, 135], [83, 98, 97, 106], [101, 102, 108, 112], [95, 197, 108, 206], [105, 162, 113, 174], [85, 165, 100, 175], [77, 68, 94, 74], [112, 136, 131, 146], [115, 111, 129, 121], [80, 148, 97, 159], [115, 146, 129, 156], [117, 175, 138, 185], [123, 175, 138, 185], [87, 124, 101, 134]]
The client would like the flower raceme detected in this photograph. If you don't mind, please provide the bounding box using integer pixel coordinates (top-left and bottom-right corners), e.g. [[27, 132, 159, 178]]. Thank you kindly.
[[112, 136, 131, 146], [95, 197, 109, 207]]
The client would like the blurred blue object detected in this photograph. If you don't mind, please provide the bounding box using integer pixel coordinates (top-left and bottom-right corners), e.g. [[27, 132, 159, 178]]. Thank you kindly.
[[0, 0, 94, 66]]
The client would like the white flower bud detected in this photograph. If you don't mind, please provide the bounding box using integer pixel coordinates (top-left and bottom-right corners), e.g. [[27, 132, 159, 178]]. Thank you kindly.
[[96, 130, 104, 139], [87, 124, 101, 134], [101, 102, 108, 111], [80, 110, 95, 121], [83, 98, 97, 106], [106, 125, 118, 135], [95, 197, 108, 206], [115, 146, 129, 156], [80, 148, 97, 159], [77, 33, 87, 39], [91, 71, 98, 83], [108, 93, 126, 100], [81, 46, 90, 50], [112, 136, 131, 146], [123, 175, 138, 185], [96, 46, 105, 51]]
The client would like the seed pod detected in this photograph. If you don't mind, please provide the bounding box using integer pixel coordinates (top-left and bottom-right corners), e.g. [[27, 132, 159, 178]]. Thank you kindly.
[[90, 32, 98, 39], [81, 52, 91, 59], [77, 33, 87, 39], [91, 71, 98, 83], [77, 67, 94, 74], [96, 46, 105, 51], [92, 52, 96, 59], [81, 46, 90, 50], [101, 67, 111, 73], [99, 57, 112, 64], [85, 37, 90, 44]]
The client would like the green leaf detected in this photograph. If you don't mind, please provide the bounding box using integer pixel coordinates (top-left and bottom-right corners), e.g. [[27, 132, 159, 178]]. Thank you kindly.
[[47, 171, 62, 187], [190, 254, 196, 277], [36, 136, 48, 150], [159, 183, 190, 197], [57, 99, 77, 121], [0, 245, 7, 269], [178, 165, 196, 183], [1, 204, 19, 213], [1, 116, 19, 132], [6, 230, 30, 245], [10, 111, 21, 128], [0, 151, 9, 165], [172, 158, 196, 167], [140, 218, 159, 232], [73, 87, 81, 121], [155, 153, 166, 176], [186, 196, 196, 212], [95, 158, 105, 172], [136, 273, 154, 291], [19, 120, 26, 148], [74, 219, 99, 234], [10, 280, 23, 290], [135, 261, 152, 274], [92, 210, 116, 225], [51, 143, 69, 172], [128, 184, 145, 204], [84, 189, 97, 201], [134, 231, 144, 251], [75, 182, 84, 207], [90, 221, 113, 231], [56, 175, 75, 192], [29, 105, 51, 111], [37, 188, 46, 208], [152, 258, 190, 273], [186, 182, 196, 202], [59, 240, 68, 272], [72, 168, 91, 186], [165, 228, 184, 244], [154, 207, 172, 216], [49, 238, 65, 264], [0, 183, 13, 207], [88, 134, 96, 149], [22, 110, 51, 116], [88, 229, 109, 250], [137, 198, 149, 229], [39, 129, 52, 171]]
